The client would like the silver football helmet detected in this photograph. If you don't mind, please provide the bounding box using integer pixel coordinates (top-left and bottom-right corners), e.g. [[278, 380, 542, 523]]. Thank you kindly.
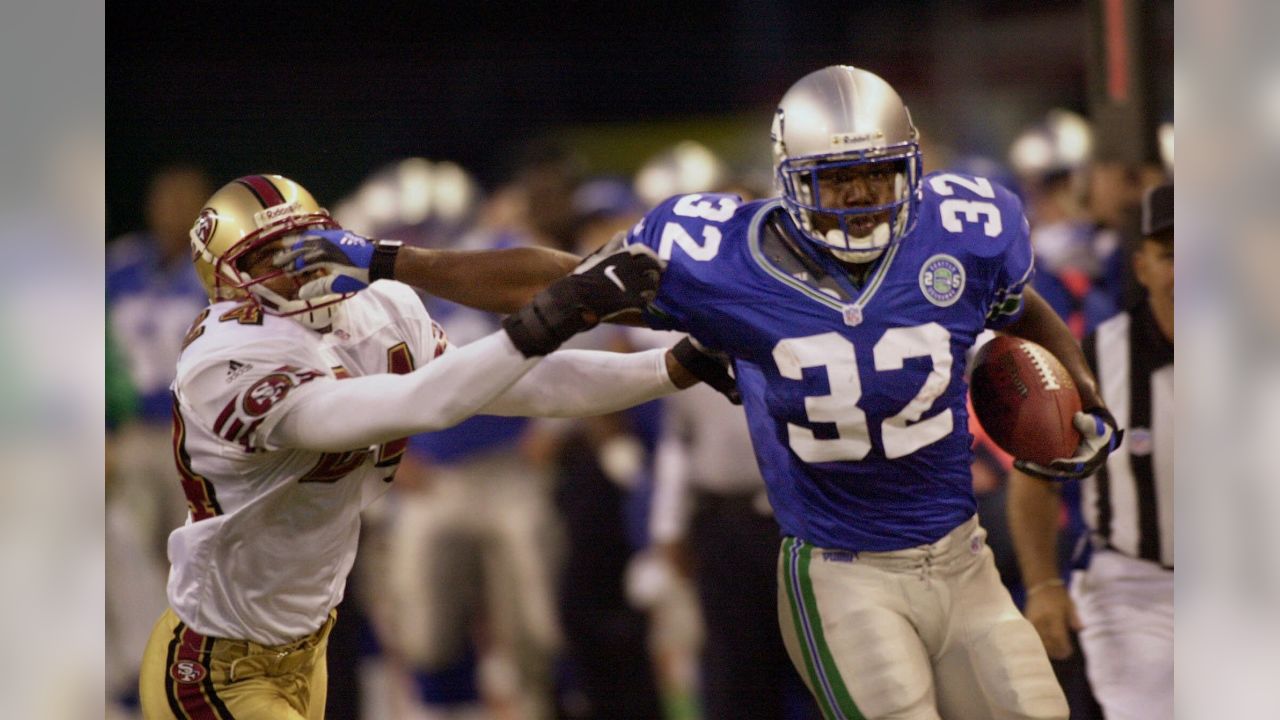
[[772, 65, 922, 263]]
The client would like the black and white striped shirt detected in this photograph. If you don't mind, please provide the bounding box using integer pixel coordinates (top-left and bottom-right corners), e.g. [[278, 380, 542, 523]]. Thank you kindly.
[[1082, 302, 1175, 569]]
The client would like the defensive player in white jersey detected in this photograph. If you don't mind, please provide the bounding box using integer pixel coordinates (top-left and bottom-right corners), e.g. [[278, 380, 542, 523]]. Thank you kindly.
[[137, 174, 721, 719]]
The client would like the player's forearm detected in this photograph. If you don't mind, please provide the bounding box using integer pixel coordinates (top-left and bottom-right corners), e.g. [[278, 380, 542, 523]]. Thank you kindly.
[[1007, 468, 1065, 587], [270, 331, 539, 451], [1003, 288, 1104, 409], [481, 347, 679, 418], [392, 246, 580, 313]]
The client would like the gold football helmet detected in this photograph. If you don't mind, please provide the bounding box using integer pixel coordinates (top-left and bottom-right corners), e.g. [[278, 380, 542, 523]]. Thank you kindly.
[[189, 174, 347, 329]]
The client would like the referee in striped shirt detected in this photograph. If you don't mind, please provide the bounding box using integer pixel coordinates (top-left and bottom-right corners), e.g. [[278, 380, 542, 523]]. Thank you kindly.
[[1009, 183, 1174, 720]]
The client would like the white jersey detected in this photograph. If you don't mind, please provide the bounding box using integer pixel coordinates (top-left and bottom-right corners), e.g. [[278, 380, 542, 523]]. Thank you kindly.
[[166, 281, 446, 646]]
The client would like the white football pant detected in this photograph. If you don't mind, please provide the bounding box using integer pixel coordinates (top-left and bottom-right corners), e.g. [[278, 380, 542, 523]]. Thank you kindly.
[[1072, 551, 1174, 720], [778, 515, 1068, 720]]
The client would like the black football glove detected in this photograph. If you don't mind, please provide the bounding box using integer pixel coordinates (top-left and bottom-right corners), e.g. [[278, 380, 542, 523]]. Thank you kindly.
[[671, 336, 741, 404], [503, 244, 665, 357], [1014, 406, 1124, 481]]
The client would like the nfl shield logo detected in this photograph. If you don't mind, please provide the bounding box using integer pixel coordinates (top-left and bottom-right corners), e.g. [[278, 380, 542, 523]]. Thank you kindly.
[[842, 305, 862, 326]]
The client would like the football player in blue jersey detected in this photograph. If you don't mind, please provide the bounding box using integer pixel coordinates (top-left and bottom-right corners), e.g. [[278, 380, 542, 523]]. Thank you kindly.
[[285, 66, 1121, 720], [615, 66, 1120, 720]]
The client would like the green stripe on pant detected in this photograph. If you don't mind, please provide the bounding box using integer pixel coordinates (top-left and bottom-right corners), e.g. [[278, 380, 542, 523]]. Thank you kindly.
[[786, 538, 865, 720]]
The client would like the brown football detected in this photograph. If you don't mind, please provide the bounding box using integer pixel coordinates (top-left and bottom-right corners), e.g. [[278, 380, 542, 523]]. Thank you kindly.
[[970, 336, 1082, 466]]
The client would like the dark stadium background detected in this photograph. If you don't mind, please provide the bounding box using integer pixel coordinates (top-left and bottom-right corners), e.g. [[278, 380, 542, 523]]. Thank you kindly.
[[107, 1, 1169, 241]]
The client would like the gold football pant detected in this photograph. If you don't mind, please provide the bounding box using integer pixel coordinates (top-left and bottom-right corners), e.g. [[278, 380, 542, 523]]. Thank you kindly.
[[139, 607, 334, 719]]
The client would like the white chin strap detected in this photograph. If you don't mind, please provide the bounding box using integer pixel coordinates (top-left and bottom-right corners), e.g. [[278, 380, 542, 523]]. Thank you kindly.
[[293, 303, 342, 331], [824, 222, 890, 263], [253, 283, 346, 331]]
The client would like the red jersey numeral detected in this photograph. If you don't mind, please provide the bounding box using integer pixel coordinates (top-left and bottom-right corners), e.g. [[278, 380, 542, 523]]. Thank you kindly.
[[298, 343, 415, 485], [181, 309, 210, 351], [171, 393, 222, 520], [219, 302, 264, 325], [375, 343, 415, 468], [299, 449, 372, 483]]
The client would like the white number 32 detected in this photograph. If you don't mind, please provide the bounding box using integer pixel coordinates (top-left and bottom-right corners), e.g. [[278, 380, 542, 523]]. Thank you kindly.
[[930, 174, 1002, 238]]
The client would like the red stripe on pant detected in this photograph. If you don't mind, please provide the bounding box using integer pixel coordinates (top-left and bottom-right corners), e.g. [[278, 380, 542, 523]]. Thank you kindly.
[[172, 626, 226, 720]]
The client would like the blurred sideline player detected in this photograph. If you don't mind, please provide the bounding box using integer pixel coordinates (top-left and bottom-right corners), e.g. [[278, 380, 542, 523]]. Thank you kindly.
[[631, 148, 820, 720], [543, 175, 668, 720], [646, 375, 821, 720], [617, 66, 1123, 719], [381, 158, 583, 720], [106, 165, 213, 712], [1008, 183, 1174, 720], [136, 173, 721, 719], [1009, 111, 1123, 338]]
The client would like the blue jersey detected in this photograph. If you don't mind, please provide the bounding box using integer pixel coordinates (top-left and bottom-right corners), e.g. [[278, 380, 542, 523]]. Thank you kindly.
[[106, 233, 212, 423], [626, 172, 1033, 552]]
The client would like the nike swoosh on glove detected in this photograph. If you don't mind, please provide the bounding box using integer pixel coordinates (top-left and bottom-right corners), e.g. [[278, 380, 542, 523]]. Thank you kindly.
[[1014, 407, 1124, 481], [502, 244, 665, 357]]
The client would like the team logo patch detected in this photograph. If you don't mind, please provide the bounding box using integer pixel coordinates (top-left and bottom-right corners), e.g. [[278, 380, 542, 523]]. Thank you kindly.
[[170, 659, 207, 685], [919, 254, 966, 307], [1127, 427, 1153, 456], [243, 373, 294, 416], [192, 208, 218, 246]]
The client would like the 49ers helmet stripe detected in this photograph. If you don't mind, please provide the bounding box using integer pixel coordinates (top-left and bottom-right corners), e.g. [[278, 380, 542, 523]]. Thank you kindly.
[[235, 174, 287, 208]]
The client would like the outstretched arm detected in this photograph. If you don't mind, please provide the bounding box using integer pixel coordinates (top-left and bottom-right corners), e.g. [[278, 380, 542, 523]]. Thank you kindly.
[[481, 347, 697, 418], [269, 330, 539, 451], [264, 245, 665, 451], [276, 229, 580, 313], [391, 245, 580, 313]]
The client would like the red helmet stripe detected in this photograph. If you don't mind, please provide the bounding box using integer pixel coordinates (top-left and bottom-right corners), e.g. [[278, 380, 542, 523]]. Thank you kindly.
[[236, 175, 287, 208]]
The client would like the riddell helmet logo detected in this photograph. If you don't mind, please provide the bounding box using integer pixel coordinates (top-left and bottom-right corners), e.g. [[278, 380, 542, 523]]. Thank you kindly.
[[193, 208, 218, 246], [170, 659, 207, 685], [253, 202, 303, 228], [830, 130, 884, 149]]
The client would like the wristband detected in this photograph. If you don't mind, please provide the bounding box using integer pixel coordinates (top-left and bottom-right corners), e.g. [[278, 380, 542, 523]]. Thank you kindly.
[[369, 240, 403, 282], [1025, 578, 1066, 598]]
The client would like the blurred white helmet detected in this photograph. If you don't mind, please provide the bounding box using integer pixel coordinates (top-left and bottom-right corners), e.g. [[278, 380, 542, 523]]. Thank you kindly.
[[335, 157, 481, 237], [1008, 109, 1094, 180], [1158, 122, 1174, 175], [634, 140, 728, 208]]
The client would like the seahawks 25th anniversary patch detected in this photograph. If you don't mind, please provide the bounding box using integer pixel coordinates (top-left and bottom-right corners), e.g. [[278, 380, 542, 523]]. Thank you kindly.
[[919, 254, 965, 307]]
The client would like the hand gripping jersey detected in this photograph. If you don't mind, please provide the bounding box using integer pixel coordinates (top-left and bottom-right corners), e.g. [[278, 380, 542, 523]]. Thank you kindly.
[[627, 172, 1032, 552], [166, 281, 447, 646]]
